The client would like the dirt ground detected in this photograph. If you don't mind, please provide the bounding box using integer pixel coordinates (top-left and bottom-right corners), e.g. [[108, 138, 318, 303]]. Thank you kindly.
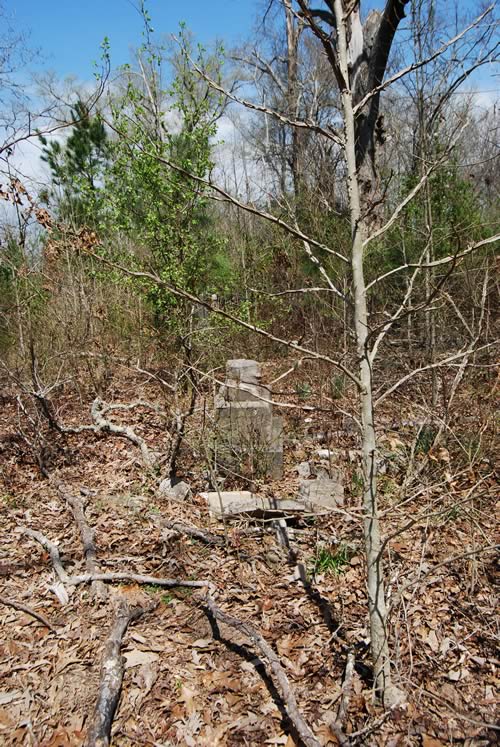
[[0, 365, 498, 746]]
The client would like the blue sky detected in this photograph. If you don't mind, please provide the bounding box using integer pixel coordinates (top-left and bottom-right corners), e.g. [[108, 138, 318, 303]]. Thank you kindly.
[[7, 0, 497, 88], [8, 0, 258, 81]]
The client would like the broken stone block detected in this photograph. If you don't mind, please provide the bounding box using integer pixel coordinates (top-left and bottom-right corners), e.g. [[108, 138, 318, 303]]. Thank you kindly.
[[298, 478, 344, 508], [295, 461, 312, 478], [201, 491, 310, 518], [316, 448, 334, 460], [158, 479, 191, 501]]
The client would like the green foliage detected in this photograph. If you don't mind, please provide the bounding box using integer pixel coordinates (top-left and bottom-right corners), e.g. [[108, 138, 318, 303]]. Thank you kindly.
[[415, 425, 437, 455], [367, 151, 488, 293], [104, 21, 230, 328], [351, 470, 363, 497], [39, 100, 110, 225], [309, 543, 353, 577], [295, 381, 312, 400]]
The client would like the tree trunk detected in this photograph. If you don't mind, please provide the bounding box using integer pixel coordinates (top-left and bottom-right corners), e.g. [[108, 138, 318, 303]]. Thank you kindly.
[[333, 0, 404, 706]]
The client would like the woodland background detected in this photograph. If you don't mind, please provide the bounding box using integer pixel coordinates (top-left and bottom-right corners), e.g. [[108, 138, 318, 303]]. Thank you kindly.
[[0, 0, 498, 745]]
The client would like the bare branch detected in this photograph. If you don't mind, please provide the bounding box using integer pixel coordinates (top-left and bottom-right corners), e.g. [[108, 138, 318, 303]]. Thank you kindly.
[[353, 5, 495, 115], [362, 123, 467, 248], [82, 249, 362, 389], [366, 234, 500, 291], [188, 54, 344, 147], [374, 342, 497, 406], [0, 595, 59, 633], [21, 527, 210, 590], [206, 596, 334, 747], [85, 597, 150, 747], [57, 483, 107, 601]]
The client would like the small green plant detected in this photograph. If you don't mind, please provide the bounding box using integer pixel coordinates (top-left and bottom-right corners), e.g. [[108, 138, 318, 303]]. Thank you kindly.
[[351, 470, 363, 497], [144, 583, 163, 595], [296, 382, 312, 400], [309, 543, 353, 577], [174, 678, 183, 695], [415, 426, 437, 455], [330, 375, 345, 400], [379, 476, 399, 500], [162, 592, 174, 604]]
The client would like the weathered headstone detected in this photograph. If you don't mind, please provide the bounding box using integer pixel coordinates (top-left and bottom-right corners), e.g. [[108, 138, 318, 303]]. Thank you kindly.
[[298, 477, 344, 509], [214, 359, 283, 479]]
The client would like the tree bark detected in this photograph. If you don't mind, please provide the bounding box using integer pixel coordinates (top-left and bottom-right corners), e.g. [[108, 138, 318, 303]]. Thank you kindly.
[[332, 0, 403, 706]]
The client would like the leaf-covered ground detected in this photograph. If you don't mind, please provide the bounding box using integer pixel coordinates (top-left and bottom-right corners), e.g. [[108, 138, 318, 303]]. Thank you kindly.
[[0, 365, 498, 746]]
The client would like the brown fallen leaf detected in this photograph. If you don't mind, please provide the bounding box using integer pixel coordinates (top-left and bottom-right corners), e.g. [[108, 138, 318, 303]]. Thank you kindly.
[[422, 736, 446, 747], [123, 649, 160, 668]]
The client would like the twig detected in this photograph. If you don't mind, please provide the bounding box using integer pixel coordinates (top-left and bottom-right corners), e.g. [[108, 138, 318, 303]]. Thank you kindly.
[[162, 519, 225, 547], [57, 483, 107, 600], [337, 651, 355, 724], [206, 596, 345, 747], [84, 597, 148, 747], [0, 595, 59, 633]]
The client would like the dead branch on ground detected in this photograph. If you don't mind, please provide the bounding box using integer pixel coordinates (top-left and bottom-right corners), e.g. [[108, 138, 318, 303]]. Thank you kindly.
[[56, 482, 107, 600], [21, 527, 209, 594], [0, 595, 59, 633], [206, 596, 347, 747], [336, 651, 355, 725], [161, 519, 225, 547], [84, 596, 151, 747]]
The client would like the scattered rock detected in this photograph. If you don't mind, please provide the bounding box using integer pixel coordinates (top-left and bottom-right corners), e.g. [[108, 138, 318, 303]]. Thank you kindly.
[[316, 448, 333, 460], [158, 479, 191, 501], [295, 461, 311, 478]]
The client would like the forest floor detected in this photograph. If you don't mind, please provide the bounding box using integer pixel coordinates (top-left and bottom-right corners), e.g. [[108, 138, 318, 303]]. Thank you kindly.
[[0, 361, 498, 746]]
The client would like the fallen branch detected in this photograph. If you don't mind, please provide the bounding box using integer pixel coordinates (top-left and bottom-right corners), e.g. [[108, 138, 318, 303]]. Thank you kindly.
[[57, 483, 107, 600], [90, 399, 156, 469], [206, 597, 345, 747], [58, 398, 157, 469], [0, 595, 59, 633], [337, 651, 355, 724], [85, 597, 148, 747], [21, 527, 209, 592], [162, 519, 225, 547], [327, 652, 356, 746]]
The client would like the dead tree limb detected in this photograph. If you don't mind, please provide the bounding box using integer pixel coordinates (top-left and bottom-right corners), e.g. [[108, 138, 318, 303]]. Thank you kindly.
[[51, 399, 157, 469], [336, 651, 355, 726], [0, 595, 59, 633], [84, 597, 147, 747], [21, 527, 209, 592], [68, 572, 208, 588], [206, 596, 343, 747], [22, 528, 69, 583], [57, 483, 107, 601], [90, 399, 156, 469], [162, 519, 225, 547]]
